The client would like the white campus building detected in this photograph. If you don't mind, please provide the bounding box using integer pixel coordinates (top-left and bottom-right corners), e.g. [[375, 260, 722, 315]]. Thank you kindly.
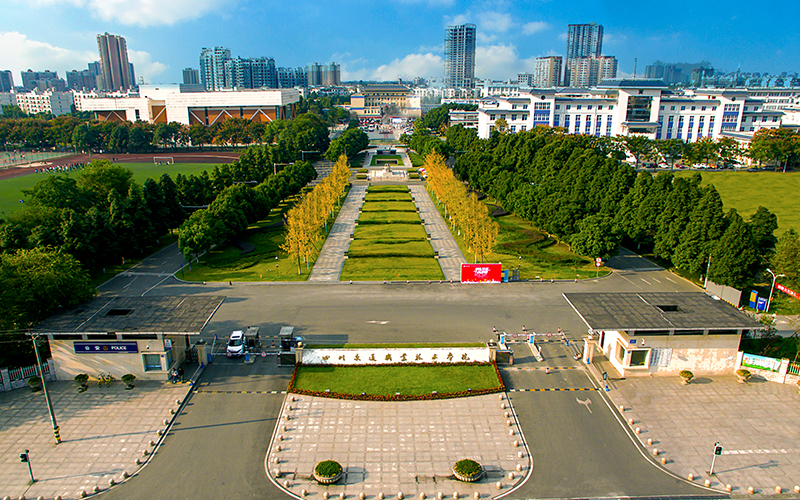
[[14, 89, 74, 116], [74, 84, 300, 125], [477, 80, 798, 142]]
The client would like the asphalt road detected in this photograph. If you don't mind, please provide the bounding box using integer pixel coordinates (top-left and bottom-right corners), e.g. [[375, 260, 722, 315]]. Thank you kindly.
[[94, 245, 713, 500]]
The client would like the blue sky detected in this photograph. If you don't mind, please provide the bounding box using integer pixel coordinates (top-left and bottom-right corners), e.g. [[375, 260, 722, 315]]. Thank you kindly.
[[1, 0, 797, 85]]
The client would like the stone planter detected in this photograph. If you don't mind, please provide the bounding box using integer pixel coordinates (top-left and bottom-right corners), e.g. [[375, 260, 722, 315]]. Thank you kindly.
[[453, 467, 483, 482], [453, 459, 483, 482], [313, 469, 343, 484]]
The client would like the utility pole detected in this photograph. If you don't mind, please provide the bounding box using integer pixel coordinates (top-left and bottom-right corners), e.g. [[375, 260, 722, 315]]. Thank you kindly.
[[703, 254, 712, 288], [20, 449, 34, 483], [32, 334, 61, 444]]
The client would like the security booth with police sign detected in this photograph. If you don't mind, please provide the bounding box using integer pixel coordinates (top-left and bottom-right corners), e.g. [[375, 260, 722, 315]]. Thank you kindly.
[[32, 295, 225, 381]]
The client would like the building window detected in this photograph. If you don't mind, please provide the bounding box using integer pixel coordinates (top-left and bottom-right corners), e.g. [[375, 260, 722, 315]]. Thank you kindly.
[[512, 104, 518, 109], [522, 105, 528, 109], [511, 114, 517, 121], [681, 106, 686, 111], [510, 125, 516, 132], [598, 105, 603, 110], [490, 114, 496, 120], [135, 109, 140, 120], [566, 105, 571, 110], [609, 105, 614, 110], [660, 106, 664, 110], [587, 105, 592, 110], [712, 106, 717, 111], [628, 349, 651, 368], [577, 105, 582, 110], [500, 114, 506, 120], [521, 125, 527, 131], [744, 106, 748, 111], [691, 106, 696, 111], [555, 105, 560, 110], [701, 106, 706, 111], [143, 354, 162, 372], [670, 106, 675, 110]]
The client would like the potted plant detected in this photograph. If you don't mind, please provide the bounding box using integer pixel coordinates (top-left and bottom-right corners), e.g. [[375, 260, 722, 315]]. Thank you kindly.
[[74, 373, 89, 393], [121, 373, 136, 390], [27, 376, 43, 392], [313, 460, 343, 484], [679, 370, 693, 385], [735, 368, 751, 384], [453, 459, 483, 482]]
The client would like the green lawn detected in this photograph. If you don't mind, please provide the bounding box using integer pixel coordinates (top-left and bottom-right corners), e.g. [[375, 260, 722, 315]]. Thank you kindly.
[[364, 192, 413, 202], [341, 256, 444, 281], [290, 364, 502, 396], [368, 185, 409, 193], [353, 223, 427, 241], [432, 192, 608, 280], [348, 240, 435, 258], [370, 154, 402, 166], [407, 152, 424, 167], [358, 211, 421, 224], [360, 201, 418, 212], [674, 170, 800, 235], [0, 162, 214, 217], [180, 190, 347, 282]]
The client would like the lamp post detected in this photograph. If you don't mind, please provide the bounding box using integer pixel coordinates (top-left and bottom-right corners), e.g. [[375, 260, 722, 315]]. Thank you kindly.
[[31, 334, 61, 444], [765, 268, 785, 313]]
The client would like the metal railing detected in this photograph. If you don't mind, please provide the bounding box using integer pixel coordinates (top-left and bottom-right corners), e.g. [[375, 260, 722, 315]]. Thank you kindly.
[[9, 361, 50, 382], [788, 361, 800, 376]]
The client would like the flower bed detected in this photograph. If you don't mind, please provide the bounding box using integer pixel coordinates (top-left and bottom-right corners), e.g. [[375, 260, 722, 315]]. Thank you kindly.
[[453, 459, 483, 482], [314, 460, 343, 484]]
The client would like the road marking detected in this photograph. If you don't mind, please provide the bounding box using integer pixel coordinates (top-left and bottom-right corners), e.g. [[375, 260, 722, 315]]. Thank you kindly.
[[503, 366, 578, 370], [507, 388, 596, 392], [651, 277, 661, 283], [723, 448, 798, 455], [194, 390, 287, 394], [640, 278, 651, 284], [665, 276, 676, 283], [366, 320, 389, 325], [576, 397, 593, 413]]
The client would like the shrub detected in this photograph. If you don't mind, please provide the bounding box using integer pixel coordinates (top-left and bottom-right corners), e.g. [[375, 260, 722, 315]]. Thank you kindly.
[[356, 174, 367, 179], [408, 173, 420, 179], [454, 459, 481, 477], [27, 376, 42, 392], [74, 373, 89, 385], [358, 168, 368, 173], [315, 460, 342, 478], [679, 370, 693, 380], [736, 368, 751, 378]]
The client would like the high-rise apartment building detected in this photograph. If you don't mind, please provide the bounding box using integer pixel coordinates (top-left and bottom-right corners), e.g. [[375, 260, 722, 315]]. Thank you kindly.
[[566, 23, 603, 59], [444, 24, 476, 89], [0, 70, 13, 92], [533, 56, 562, 87], [97, 33, 134, 91], [183, 68, 200, 85], [277, 67, 307, 88], [597, 56, 618, 83], [564, 23, 616, 87], [199, 46, 231, 91], [21, 70, 64, 90], [326, 63, 341, 86]]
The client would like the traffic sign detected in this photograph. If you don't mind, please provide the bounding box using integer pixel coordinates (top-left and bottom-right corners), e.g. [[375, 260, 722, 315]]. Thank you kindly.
[[261, 351, 267, 357], [547, 332, 552, 337]]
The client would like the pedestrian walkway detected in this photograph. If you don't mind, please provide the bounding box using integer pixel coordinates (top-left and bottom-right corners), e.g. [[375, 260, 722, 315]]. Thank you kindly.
[[308, 185, 368, 282], [409, 184, 466, 282], [0, 380, 190, 500], [605, 374, 800, 496], [267, 394, 531, 499]]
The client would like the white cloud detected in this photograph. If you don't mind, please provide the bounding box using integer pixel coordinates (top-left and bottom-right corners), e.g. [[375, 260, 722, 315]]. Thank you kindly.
[[0, 31, 96, 79], [603, 32, 628, 46], [128, 49, 167, 83], [475, 44, 520, 79], [522, 21, 549, 35], [371, 53, 443, 81], [557, 32, 568, 41], [477, 33, 498, 43], [481, 12, 514, 33], [17, 0, 236, 26]]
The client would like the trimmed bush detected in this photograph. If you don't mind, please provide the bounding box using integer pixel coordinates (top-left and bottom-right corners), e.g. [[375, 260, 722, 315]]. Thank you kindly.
[[408, 173, 420, 179], [28, 376, 43, 392], [358, 168, 368, 173], [356, 174, 368, 179], [453, 459, 482, 481], [315, 460, 342, 478]]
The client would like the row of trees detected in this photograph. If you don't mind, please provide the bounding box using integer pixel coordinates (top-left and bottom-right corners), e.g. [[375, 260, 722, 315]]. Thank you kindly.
[[425, 153, 497, 262], [451, 126, 779, 288], [281, 155, 351, 273], [325, 127, 369, 161]]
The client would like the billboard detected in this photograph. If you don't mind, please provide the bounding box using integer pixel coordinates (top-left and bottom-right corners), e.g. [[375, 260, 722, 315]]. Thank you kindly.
[[461, 263, 502, 283]]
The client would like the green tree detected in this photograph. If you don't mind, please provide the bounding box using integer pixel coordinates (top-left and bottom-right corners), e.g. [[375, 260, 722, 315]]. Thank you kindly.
[[570, 214, 620, 259], [709, 210, 759, 288], [77, 160, 134, 205], [621, 135, 653, 168], [672, 186, 727, 274], [771, 228, 800, 288]]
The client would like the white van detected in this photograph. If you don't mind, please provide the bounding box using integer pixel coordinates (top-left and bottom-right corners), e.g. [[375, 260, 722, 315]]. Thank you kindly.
[[226, 331, 246, 357]]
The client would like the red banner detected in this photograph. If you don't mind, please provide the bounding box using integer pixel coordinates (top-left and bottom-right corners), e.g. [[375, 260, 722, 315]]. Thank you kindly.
[[776, 283, 800, 300], [461, 263, 502, 283]]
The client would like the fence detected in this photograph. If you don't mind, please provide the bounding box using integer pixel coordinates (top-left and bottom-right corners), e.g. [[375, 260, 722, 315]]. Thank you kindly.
[[0, 359, 56, 392], [789, 361, 800, 376]]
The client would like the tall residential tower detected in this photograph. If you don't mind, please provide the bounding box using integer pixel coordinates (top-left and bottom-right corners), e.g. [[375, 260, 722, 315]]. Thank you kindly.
[[444, 24, 476, 89], [97, 33, 133, 91], [564, 23, 616, 86], [199, 47, 231, 91]]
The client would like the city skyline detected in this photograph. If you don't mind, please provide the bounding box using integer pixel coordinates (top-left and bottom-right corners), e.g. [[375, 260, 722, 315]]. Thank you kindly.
[[0, 0, 798, 87]]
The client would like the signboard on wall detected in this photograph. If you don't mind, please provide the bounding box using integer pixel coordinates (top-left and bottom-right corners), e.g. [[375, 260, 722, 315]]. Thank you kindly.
[[74, 342, 139, 354], [461, 263, 502, 283]]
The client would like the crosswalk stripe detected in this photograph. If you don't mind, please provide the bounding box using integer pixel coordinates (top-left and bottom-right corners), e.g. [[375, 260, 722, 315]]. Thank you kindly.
[[507, 388, 596, 392]]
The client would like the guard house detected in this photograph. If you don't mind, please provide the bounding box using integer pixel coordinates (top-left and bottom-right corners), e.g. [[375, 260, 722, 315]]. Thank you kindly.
[[563, 292, 763, 377], [32, 295, 225, 381]]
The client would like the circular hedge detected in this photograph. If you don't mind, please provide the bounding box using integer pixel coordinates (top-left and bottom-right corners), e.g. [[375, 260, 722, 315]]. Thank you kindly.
[[453, 459, 482, 482], [315, 460, 342, 478]]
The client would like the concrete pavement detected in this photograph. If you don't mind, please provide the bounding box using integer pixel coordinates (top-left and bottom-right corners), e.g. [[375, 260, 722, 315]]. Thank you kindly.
[[410, 184, 466, 282], [0, 380, 191, 500], [308, 185, 368, 282]]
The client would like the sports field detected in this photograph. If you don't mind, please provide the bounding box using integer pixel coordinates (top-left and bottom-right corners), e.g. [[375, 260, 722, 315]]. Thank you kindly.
[[674, 170, 800, 235], [0, 162, 215, 216]]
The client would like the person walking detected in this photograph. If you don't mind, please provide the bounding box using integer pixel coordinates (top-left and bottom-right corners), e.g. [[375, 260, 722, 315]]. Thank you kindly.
[[177, 366, 185, 383]]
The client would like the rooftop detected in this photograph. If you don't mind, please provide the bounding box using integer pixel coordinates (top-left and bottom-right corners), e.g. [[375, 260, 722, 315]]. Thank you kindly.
[[33, 295, 226, 335], [563, 292, 762, 332]]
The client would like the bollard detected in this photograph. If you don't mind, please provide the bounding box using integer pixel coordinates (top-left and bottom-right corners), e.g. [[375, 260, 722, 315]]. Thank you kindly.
[[747, 487, 755, 494], [170, 408, 176, 415], [149, 440, 156, 446], [652, 448, 659, 456], [109, 479, 115, 486], [275, 468, 281, 478], [176, 399, 182, 405], [509, 429, 514, 436], [473, 493, 480, 499], [795, 486, 800, 494], [775, 487, 782, 494], [379, 493, 385, 500], [725, 485, 732, 492], [360, 494, 365, 500], [496, 482, 502, 490], [282, 425, 288, 432], [504, 412, 510, 418], [420, 493, 426, 499], [278, 435, 283, 441], [93, 486, 100, 493], [398, 492, 404, 499], [634, 427, 641, 435], [646, 438, 652, 445], [122, 471, 129, 479], [545, 367, 549, 374], [704, 480, 711, 487], [517, 451, 524, 459], [506, 420, 512, 426], [619, 405, 625, 411], [437, 493, 443, 500], [498, 394, 503, 400], [302, 490, 308, 497], [157, 429, 164, 436], [163, 419, 169, 425], [340, 492, 345, 499], [500, 403, 506, 409], [142, 449, 149, 456], [508, 472, 514, 480], [627, 418, 634, 425], [513, 440, 519, 448], [323, 492, 330, 500], [516, 464, 522, 472], [661, 457, 667, 465], [135, 458, 142, 465], [688, 473, 694, 481], [453, 493, 458, 499], [276, 445, 282, 452], [80, 491, 87, 498], [273, 457, 280, 464]]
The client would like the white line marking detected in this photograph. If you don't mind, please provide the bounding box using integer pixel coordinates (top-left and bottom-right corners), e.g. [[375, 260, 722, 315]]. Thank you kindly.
[[576, 397, 593, 413], [640, 278, 651, 285], [665, 276, 676, 283], [651, 277, 661, 283]]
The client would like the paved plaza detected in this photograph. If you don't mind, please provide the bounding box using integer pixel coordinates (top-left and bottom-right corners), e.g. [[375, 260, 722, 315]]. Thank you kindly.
[[605, 373, 800, 496], [267, 394, 531, 499], [0, 380, 190, 500]]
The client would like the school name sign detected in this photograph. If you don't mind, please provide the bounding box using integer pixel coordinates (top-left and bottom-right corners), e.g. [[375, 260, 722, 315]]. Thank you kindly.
[[301, 347, 490, 366]]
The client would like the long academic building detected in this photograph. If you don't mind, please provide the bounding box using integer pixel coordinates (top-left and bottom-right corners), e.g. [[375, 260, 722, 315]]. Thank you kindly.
[[74, 84, 300, 125], [477, 80, 800, 143]]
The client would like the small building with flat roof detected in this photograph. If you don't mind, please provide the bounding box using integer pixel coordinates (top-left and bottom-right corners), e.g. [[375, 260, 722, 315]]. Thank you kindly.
[[563, 292, 762, 377], [33, 295, 225, 381]]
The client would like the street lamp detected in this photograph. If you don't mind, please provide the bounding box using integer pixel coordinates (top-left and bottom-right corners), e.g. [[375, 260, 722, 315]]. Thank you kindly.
[[765, 268, 785, 313]]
